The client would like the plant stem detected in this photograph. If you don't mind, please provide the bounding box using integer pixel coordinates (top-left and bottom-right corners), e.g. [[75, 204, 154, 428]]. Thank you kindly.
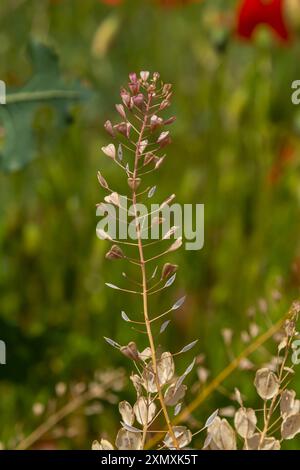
[[131, 95, 179, 450]]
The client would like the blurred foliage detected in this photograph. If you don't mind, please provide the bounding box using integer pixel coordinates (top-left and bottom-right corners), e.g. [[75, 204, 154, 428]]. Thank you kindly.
[[1, 0, 300, 449]]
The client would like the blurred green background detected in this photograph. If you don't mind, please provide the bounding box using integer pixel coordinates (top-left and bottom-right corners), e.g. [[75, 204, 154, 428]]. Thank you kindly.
[[1, 0, 300, 449]]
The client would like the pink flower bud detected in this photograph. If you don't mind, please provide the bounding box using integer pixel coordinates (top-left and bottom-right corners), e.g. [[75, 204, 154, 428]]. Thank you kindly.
[[129, 72, 137, 83], [140, 71, 150, 82], [120, 88, 131, 107], [104, 120, 115, 137], [164, 116, 176, 126], [132, 93, 145, 109], [150, 114, 163, 131], [157, 131, 171, 148], [159, 99, 170, 111], [115, 104, 126, 119], [128, 81, 140, 95], [114, 122, 131, 139]]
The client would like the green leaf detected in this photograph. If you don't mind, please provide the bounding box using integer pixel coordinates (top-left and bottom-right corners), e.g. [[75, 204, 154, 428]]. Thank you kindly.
[[0, 41, 88, 172]]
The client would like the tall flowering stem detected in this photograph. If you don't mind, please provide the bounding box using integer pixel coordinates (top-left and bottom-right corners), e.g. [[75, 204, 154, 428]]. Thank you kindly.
[[97, 72, 189, 450]]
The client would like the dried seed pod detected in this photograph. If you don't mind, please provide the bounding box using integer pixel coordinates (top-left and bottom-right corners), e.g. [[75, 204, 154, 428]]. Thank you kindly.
[[168, 237, 182, 252], [164, 383, 187, 406], [280, 390, 298, 418], [245, 434, 280, 450], [119, 401, 134, 427], [101, 143, 116, 159], [142, 367, 157, 393], [138, 139, 148, 155], [143, 152, 156, 166], [157, 352, 175, 385], [120, 342, 140, 362], [163, 426, 192, 449], [105, 245, 124, 260], [97, 171, 109, 189], [205, 417, 237, 450], [133, 397, 156, 426], [127, 177, 141, 190], [115, 428, 142, 450], [104, 192, 120, 207], [234, 408, 257, 438], [138, 347, 152, 361], [281, 413, 300, 440], [104, 120, 115, 138], [130, 374, 142, 395], [92, 438, 114, 450], [254, 368, 279, 400], [161, 263, 178, 280]]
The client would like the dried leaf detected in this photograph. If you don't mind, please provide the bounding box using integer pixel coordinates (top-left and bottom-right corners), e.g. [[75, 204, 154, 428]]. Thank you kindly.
[[164, 273, 176, 288], [148, 186, 156, 198], [117, 143, 123, 161], [163, 426, 192, 449], [119, 401, 134, 427], [121, 311, 130, 322], [178, 340, 198, 354], [281, 414, 300, 440], [234, 408, 257, 438], [175, 358, 196, 392], [205, 409, 219, 428], [172, 296, 186, 311], [163, 226, 179, 240], [120, 422, 141, 433], [133, 397, 156, 426], [115, 428, 142, 450], [160, 320, 171, 334], [96, 228, 113, 241], [174, 403, 182, 416], [104, 337, 120, 349], [254, 368, 279, 400], [105, 283, 121, 290]]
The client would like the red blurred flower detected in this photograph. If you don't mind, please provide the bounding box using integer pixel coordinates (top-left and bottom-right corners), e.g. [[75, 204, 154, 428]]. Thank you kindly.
[[236, 0, 290, 42], [101, 0, 200, 7]]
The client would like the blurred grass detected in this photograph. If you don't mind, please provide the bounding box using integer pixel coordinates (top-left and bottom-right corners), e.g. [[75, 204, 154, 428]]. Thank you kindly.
[[1, 0, 300, 449]]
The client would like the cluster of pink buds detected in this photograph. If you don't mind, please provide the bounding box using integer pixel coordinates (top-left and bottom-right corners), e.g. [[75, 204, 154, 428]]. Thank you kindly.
[[102, 71, 176, 182]]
